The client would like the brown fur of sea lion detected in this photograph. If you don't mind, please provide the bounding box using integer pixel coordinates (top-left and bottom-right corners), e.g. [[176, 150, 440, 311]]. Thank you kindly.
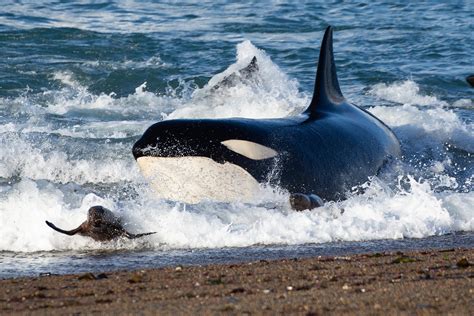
[[45, 206, 155, 242]]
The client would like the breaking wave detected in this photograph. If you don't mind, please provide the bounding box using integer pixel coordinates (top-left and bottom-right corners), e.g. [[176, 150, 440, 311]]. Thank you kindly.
[[0, 41, 472, 253]]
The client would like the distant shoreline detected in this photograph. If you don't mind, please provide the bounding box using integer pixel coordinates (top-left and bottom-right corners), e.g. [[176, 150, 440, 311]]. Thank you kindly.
[[1, 248, 472, 314]]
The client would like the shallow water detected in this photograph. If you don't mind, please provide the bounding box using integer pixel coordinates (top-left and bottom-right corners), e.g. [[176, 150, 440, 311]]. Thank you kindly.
[[2, 232, 472, 279], [0, 1, 472, 277]]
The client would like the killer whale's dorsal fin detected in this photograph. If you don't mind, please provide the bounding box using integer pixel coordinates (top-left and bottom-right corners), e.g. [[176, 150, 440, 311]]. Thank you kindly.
[[305, 26, 344, 117]]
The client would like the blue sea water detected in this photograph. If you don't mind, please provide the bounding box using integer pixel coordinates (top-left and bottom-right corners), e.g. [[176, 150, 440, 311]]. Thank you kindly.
[[0, 1, 472, 278]]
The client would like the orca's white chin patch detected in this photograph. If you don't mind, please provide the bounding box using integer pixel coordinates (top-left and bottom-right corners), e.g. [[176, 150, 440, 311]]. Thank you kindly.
[[136, 156, 260, 204]]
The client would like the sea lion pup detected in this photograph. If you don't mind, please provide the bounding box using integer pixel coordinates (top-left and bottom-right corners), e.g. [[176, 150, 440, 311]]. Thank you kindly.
[[45, 206, 156, 242]]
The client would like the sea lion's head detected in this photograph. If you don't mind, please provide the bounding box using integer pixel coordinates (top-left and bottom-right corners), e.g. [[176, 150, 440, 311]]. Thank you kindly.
[[87, 205, 120, 228]]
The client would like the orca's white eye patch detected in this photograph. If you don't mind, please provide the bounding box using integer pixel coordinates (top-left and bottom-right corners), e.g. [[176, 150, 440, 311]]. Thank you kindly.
[[221, 139, 278, 160]]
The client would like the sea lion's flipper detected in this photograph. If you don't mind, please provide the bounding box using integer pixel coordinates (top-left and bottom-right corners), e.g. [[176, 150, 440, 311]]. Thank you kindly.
[[45, 220, 83, 236], [124, 231, 157, 239]]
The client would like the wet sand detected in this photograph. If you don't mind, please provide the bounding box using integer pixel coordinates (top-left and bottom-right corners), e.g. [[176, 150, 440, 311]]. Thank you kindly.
[[1, 248, 472, 315]]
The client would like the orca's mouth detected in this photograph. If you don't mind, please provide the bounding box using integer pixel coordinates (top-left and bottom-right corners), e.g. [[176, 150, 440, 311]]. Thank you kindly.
[[136, 156, 261, 204]]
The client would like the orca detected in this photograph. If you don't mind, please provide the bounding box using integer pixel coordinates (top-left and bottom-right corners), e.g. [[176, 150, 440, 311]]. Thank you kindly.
[[132, 26, 401, 205], [211, 56, 259, 91]]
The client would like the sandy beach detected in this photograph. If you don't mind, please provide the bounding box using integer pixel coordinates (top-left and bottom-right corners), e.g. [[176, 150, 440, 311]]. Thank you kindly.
[[1, 247, 472, 315]]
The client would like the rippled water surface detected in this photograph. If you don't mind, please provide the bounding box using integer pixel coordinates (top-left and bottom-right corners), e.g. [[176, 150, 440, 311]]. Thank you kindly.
[[0, 1, 472, 278]]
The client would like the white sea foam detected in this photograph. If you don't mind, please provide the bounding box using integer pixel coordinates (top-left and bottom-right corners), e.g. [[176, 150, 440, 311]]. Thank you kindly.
[[368, 80, 473, 154], [452, 99, 474, 109], [166, 40, 307, 119], [138, 177, 453, 248], [18, 120, 154, 139], [83, 56, 168, 70], [369, 104, 474, 153], [0, 180, 116, 252], [46, 74, 175, 117], [0, 175, 468, 252], [0, 133, 140, 184], [441, 192, 474, 231], [369, 80, 448, 106]]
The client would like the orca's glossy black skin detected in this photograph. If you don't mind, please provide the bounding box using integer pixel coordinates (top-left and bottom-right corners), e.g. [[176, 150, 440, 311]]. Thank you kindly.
[[211, 56, 258, 91], [133, 26, 401, 201], [467, 75, 474, 87]]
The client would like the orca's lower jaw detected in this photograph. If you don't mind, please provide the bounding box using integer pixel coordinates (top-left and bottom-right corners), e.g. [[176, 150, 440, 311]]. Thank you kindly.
[[136, 156, 261, 204]]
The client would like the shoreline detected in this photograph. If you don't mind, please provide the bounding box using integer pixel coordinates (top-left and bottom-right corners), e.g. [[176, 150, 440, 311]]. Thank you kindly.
[[1, 248, 472, 314]]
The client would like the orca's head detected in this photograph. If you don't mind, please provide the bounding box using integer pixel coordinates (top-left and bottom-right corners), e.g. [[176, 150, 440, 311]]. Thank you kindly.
[[132, 118, 280, 203]]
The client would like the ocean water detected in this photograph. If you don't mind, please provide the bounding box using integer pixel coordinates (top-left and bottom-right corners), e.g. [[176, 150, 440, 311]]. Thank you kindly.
[[0, 1, 472, 278]]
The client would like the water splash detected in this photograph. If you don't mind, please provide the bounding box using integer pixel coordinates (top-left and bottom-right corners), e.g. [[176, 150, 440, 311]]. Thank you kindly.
[[0, 42, 473, 254]]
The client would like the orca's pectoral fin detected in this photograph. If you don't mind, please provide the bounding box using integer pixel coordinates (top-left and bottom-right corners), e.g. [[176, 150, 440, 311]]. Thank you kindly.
[[124, 231, 157, 239], [289, 193, 324, 211], [45, 220, 82, 236]]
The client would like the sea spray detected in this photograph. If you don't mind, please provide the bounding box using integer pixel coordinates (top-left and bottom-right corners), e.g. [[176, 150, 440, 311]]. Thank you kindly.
[[0, 42, 472, 253]]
